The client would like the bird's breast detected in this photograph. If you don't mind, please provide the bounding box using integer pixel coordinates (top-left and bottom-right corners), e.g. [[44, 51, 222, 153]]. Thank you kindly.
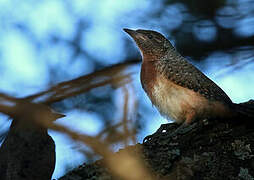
[[151, 74, 206, 123], [141, 62, 228, 123], [140, 61, 157, 96]]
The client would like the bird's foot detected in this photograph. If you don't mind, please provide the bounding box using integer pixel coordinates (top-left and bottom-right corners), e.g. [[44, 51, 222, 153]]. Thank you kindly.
[[143, 123, 179, 143], [143, 119, 210, 143], [168, 122, 198, 137], [168, 119, 211, 138]]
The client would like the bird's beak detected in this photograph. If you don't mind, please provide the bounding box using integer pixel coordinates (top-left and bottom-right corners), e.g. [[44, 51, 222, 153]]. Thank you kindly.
[[123, 28, 146, 41], [55, 113, 66, 119], [51, 110, 66, 119], [123, 28, 136, 36]]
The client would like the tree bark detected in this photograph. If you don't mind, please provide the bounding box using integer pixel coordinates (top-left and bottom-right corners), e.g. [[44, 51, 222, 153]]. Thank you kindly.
[[60, 100, 254, 180]]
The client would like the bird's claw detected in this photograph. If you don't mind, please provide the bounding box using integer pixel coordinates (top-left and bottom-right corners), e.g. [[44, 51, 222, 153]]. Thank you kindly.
[[143, 120, 209, 143]]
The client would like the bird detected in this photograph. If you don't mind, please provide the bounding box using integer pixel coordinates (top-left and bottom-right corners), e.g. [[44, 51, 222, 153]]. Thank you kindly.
[[0, 95, 65, 180], [123, 28, 254, 126]]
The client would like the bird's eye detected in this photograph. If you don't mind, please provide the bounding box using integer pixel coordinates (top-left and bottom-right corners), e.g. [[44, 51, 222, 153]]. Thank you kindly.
[[148, 34, 153, 39]]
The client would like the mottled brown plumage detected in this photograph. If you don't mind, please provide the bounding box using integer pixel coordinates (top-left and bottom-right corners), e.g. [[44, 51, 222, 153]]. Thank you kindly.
[[124, 28, 253, 124]]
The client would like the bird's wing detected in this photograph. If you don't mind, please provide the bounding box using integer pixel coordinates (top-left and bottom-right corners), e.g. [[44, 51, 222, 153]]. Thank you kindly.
[[154, 58, 233, 105]]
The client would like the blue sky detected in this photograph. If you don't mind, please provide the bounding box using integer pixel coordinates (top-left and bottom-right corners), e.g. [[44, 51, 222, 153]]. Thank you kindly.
[[0, 0, 253, 178]]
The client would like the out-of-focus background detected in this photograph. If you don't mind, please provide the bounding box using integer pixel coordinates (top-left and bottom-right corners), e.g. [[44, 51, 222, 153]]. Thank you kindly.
[[0, 0, 253, 178]]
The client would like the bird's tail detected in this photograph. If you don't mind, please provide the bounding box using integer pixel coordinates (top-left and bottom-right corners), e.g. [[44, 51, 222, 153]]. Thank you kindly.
[[233, 100, 254, 119]]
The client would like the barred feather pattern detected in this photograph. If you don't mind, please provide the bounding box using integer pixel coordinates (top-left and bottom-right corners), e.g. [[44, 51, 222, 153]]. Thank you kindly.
[[152, 51, 233, 106]]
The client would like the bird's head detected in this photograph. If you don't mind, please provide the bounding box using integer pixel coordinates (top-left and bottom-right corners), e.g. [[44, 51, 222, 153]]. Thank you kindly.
[[123, 28, 174, 61]]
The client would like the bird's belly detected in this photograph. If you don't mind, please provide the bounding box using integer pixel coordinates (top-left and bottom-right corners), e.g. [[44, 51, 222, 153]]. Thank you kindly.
[[149, 76, 209, 124]]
